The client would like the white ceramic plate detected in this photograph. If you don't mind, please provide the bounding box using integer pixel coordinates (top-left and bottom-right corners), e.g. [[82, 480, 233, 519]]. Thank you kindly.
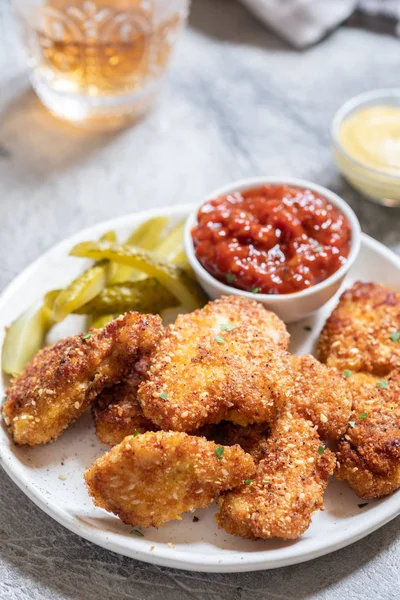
[[0, 204, 399, 573]]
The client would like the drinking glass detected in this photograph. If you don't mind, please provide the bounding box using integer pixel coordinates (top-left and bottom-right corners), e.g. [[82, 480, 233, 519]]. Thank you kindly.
[[12, 0, 190, 128]]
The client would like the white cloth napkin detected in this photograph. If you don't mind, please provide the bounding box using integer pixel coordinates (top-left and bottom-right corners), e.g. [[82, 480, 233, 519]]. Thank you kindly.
[[240, 0, 357, 48]]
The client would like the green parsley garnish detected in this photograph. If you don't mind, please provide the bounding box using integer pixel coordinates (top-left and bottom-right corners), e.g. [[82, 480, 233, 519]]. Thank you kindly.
[[220, 323, 235, 332], [377, 380, 388, 389], [348, 420, 356, 428], [159, 391, 167, 400], [82, 333, 93, 341], [357, 503, 369, 509], [215, 335, 226, 344], [244, 479, 254, 485], [317, 445, 325, 455], [132, 429, 140, 437], [359, 412, 368, 419], [304, 325, 312, 332], [343, 370, 352, 379], [315, 245, 324, 253], [214, 447, 224, 460], [390, 331, 400, 343], [226, 273, 236, 283], [251, 287, 261, 294], [130, 529, 144, 537]]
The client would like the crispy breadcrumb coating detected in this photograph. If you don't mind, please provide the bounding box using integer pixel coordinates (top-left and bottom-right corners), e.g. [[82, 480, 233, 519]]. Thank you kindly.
[[215, 422, 270, 463], [318, 282, 400, 376], [84, 430, 255, 528], [216, 414, 336, 540], [289, 354, 352, 441], [336, 371, 400, 499], [2, 312, 163, 446], [138, 296, 291, 432], [92, 357, 157, 446]]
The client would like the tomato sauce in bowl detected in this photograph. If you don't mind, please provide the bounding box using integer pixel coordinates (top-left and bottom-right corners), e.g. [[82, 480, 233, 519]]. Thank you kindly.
[[191, 184, 352, 295]]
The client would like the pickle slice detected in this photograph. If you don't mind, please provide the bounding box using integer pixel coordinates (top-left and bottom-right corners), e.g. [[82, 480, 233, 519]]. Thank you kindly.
[[125, 216, 169, 249], [108, 217, 169, 285], [154, 221, 185, 263], [70, 241, 207, 311], [2, 302, 54, 376], [88, 314, 118, 329], [75, 278, 179, 316], [52, 261, 108, 322], [99, 231, 117, 243]]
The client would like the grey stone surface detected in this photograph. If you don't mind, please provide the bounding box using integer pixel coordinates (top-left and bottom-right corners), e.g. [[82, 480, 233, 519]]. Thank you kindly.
[[0, 0, 399, 598]]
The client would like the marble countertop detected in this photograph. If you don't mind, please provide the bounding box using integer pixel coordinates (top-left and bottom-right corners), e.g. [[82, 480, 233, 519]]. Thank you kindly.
[[1, 0, 400, 598]]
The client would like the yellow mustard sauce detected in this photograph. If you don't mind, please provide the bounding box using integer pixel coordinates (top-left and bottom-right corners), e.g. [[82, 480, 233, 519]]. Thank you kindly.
[[339, 105, 400, 174]]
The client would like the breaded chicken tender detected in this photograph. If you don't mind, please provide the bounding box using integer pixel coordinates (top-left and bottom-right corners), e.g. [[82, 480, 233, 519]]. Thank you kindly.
[[92, 357, 157, 446], [2, 312, 164, 446], [138, 296, 291, 432], [216, 422, 270, 463], [216, 414, 336, 540], [84, 430, 255, 528], [318, 282, 400, 376], [289, 355, 352, 440], [336, 371, 400, 499]]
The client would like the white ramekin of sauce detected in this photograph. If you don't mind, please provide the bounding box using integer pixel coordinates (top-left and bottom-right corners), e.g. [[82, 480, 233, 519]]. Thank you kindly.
[[332, 89, 400, 207]]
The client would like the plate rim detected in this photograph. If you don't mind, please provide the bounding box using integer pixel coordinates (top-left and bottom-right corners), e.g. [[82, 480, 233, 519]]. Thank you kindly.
[[0, 203, 399, 573]]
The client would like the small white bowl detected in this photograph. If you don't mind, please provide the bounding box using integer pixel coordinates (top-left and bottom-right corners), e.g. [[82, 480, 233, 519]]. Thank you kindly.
[[184, 176, 361, 323]]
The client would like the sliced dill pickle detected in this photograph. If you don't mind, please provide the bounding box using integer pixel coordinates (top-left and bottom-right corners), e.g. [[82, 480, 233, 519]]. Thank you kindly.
[[108, 217, 169, 285], [75, 278, 179, 316], [154, 221, 185, 262], [99, 231, 117, 243], [52, 261, 108, 322], [88, 314, 118, 329], [43, 289, 60, 310], [70, 241, 207, 311], [2, 302, 54, 375]]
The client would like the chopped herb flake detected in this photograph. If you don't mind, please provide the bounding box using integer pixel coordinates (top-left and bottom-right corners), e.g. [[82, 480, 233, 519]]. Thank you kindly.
[[358, 503, 369, 509], [390, 331, 400, 343], [251, 287, 261, 294], [359, 412, 368, 419], [343, 370, 352, 378], [377, 380, 388, 389], [214, 447, 224, 460], [348, 420, 356, 428], [226, 273, 236, 283], [304, 325, 312, 332], [317, 445, 325, 455], [215, 335, 226, 344], [130, 529, 144, 537], [132, 429, 140, 437], [159, 391, 167, 400], [82, 333, 93, 340], [315, 245, 324, 253], [220, 323, 235, 332], [244, 479, 254, 485]]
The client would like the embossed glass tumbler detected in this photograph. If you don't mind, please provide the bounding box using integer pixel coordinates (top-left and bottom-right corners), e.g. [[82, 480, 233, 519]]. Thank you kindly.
[[12, 0, 190, 128]]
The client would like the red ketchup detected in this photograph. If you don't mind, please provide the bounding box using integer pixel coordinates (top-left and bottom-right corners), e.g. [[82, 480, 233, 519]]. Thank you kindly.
[[191, 184, 351, 295]]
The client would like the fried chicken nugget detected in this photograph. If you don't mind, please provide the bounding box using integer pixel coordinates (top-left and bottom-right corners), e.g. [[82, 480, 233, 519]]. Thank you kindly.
[[216, 414, 336, 540], [215, 422, 270, 463], [84, 430, 255, 528], [336, 371, 400, 499], [289, 355, 352, 441], [2, 312, 164, 446], [92, 356, 157, 446], [138, 296, 291, 432], [318, 282, 400, 376]]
